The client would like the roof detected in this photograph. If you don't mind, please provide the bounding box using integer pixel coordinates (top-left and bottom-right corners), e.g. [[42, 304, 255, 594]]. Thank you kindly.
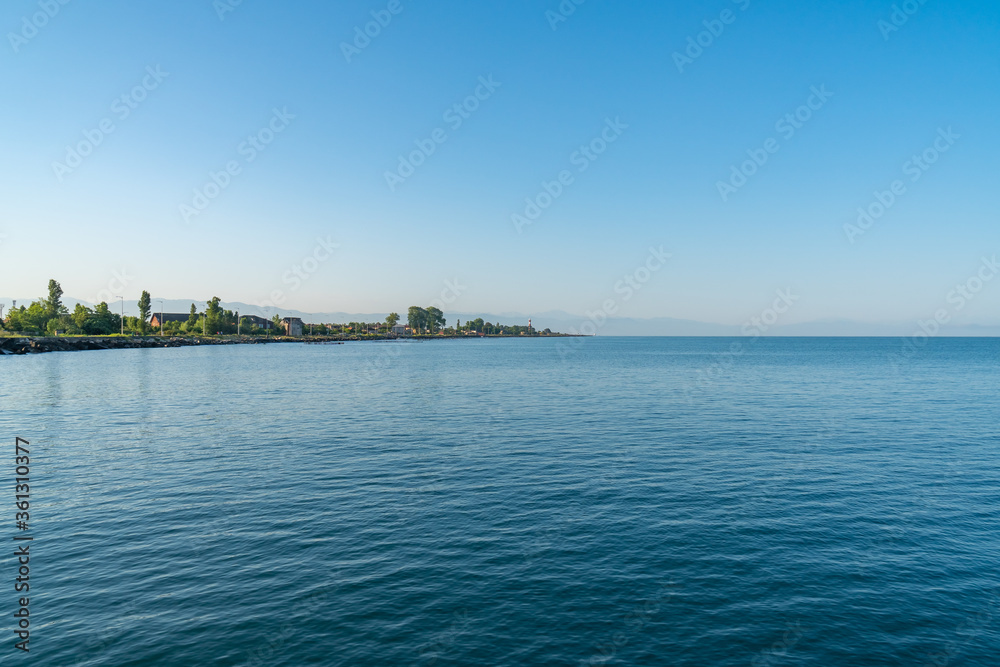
[[151, 313, 190, 322]]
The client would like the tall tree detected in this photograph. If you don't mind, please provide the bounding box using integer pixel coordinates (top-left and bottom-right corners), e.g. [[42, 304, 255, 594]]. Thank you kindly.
[[407, 306, 427, 332], [46, 279, 66, 318], [426, 306, 445, 333], [93, 302, 120, 335], [187, 303, 198, 328], [385, 312, 399, 329], [205, 297, 223, 334], [72, 303, 92, 329], [25, 301, 49, 331], [138, 291, 151, 334]]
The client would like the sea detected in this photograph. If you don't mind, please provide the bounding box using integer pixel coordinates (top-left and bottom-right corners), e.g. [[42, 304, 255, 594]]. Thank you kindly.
[[2, 337, 999, 666]]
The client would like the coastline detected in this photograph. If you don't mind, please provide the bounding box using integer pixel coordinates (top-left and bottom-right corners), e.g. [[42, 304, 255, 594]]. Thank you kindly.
[[0, 333, 579, 355]]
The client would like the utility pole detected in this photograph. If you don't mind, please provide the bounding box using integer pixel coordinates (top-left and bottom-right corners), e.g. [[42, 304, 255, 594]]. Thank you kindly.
[[115, 296, 124, 335], [237, 311, 240, 336], [158, 300, 164, 335]]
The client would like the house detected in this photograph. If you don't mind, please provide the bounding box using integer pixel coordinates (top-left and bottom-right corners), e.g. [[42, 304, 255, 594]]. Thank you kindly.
[[282, 317, 304, 337], [149, 313, 190, 328], [240, 314, 274, 330], [391, 324, 408, 336]]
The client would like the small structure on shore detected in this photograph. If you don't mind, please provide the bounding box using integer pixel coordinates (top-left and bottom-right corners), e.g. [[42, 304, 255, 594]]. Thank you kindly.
[[241, 314, 274, 330], [282, 317, 304, 337]]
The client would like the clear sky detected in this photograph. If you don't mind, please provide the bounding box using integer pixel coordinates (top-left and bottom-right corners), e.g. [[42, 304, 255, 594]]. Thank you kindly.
[[2, 0, 998, 327]]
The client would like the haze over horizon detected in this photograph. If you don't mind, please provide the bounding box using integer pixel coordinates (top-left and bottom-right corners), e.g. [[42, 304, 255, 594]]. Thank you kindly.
[[3, 0, 998, 333]]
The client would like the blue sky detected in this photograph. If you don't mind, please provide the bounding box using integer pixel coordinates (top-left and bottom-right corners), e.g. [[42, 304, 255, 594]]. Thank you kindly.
[[2, 0, 998, 327]]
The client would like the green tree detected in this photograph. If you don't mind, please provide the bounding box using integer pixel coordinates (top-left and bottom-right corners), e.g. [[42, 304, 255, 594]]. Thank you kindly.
[[385, 312, 400, 329], [5, 307, 27, 333], [222, 309, 237, 335], [138, 291, 151, 334], [187, 303, 198, 328], [72, 303, 92, 329], [88, 302, 120, 335], [123, 316, 142, 333], [205, 297, 223, 334], [46, 279, 66, 319], [426, 306, 445, 333], [25, 302, 49, 332], [47, 315, 74, 334], [407, 307, 427, 332]]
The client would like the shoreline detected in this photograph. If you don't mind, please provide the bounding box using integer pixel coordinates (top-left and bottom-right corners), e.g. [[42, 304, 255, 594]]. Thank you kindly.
[[0, 333, 579, 355]]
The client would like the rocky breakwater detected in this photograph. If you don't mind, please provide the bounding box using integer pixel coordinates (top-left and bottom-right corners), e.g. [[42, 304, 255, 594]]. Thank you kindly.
[[0, 336, 288, 355]]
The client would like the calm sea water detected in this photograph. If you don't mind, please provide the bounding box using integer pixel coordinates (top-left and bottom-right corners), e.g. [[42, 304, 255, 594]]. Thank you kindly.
[[2, 337, 999, 666]]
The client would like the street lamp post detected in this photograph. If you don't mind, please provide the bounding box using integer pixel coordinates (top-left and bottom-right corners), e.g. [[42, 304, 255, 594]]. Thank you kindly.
[[158, 300, 164, 336], [237, 311, 240, 336], [115, 296, 124, 335]]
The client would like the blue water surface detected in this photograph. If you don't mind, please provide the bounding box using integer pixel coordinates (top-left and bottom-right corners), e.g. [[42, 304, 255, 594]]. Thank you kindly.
[[2, 337, 998, 665]]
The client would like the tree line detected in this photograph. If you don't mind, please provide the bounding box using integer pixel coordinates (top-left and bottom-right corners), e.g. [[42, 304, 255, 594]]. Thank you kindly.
[[0, 281, 266, 337], [1, 280, 550, 337], [406, 305, 545, 336]]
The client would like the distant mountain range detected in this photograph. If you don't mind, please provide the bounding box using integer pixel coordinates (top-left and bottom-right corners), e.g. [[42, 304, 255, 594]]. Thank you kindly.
[[3, 297, 999, 337]]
